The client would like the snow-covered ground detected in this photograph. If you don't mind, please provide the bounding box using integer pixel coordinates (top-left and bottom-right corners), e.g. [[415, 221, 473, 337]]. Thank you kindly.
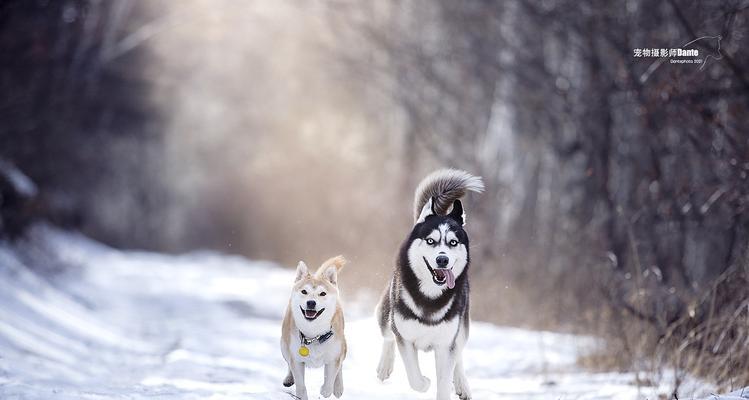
[[0, 226, 741, 399]]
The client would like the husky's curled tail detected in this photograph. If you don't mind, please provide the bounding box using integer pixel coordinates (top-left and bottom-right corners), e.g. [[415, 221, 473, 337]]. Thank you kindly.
[[412, 169, 485, 222]]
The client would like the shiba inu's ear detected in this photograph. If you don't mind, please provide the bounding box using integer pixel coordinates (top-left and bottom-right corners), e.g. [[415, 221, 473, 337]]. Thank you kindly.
[[318, 255, 346, 285], [416, 197, 436, 224], [295, 261, 310, 282], [448, 199, 465, 226]]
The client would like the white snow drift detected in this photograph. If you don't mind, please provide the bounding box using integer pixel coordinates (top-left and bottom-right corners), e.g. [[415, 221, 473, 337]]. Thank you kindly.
[[0, 225, 742, 399]]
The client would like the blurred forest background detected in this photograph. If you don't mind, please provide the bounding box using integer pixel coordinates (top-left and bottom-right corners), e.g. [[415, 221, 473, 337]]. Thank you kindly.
[[1, 0, 747, 392]]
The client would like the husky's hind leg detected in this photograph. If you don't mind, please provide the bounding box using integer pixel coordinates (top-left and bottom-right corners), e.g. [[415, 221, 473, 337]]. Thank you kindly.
[[375, 286, 395, 381]]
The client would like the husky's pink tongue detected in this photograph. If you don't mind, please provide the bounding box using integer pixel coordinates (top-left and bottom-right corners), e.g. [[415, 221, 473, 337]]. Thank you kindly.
[[445, 269, 455, 289]]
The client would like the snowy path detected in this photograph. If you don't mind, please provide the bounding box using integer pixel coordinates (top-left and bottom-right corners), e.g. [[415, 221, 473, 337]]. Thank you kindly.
[[0, 226, 725, 399]]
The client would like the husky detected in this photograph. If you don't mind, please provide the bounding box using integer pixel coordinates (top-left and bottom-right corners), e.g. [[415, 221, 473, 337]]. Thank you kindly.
[[376, 169, 484, 400], [281, 256, 347, 400]]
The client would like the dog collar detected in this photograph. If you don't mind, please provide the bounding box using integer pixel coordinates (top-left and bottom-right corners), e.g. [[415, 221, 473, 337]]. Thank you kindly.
[[299, 330, 334, 346]]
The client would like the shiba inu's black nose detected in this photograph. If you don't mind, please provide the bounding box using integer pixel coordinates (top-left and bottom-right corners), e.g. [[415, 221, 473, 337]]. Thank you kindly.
[[436, 255, 449, 268], [306, 300, 316, 309]]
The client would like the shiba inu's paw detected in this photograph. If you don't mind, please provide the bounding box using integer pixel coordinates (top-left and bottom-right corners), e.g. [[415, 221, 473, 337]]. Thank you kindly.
[[294, 388, 309, 400], [320, 383, 334, 398], [294, 393, 309, 400], [333, 379, 343, 398], [409, 375, 430, 392], [282, 370, 294, 387]]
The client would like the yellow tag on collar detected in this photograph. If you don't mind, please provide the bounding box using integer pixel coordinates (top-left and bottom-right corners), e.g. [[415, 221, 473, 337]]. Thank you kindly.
[[298, 346, 310, 357]]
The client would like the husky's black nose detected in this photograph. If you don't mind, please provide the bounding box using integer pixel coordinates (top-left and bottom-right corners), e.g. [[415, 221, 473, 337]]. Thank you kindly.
[[436, 255, 449, 268], [306, 300, 316, 309]]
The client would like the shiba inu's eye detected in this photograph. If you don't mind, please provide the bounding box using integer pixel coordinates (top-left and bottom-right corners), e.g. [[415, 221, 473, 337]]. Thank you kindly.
[[449, 239, 458, 247], [425, 238, 436, 245], [301, 289, 308, 295], [319, 292, 326, 297]]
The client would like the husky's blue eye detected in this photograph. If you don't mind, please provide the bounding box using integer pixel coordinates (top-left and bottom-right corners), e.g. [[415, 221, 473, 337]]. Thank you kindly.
[[319, 292, 326, 297], [449, 239, 458, 246], [301, 290, 307, 295], [426, 238, 436, 245]]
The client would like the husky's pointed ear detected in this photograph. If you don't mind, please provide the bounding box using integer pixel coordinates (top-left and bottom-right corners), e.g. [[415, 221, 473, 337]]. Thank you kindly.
[[448, 199, 465, 226], [318, 255, 346, 285], [295, 261, 310, 282], [416, 197, 436, 224]]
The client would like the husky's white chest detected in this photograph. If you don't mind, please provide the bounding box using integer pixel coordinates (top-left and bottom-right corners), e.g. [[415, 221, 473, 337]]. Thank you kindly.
[[289, 334, 342, 368], [394, 313, 459, 350]]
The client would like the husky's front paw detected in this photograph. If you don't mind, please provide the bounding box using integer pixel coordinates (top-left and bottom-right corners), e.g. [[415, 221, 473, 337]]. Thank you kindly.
[[455, 380, 472, 400], [376, 359, 393, 381], [320, 383, 334, 398], [409, 375, 430, 392], [454, 370, 471, 399]]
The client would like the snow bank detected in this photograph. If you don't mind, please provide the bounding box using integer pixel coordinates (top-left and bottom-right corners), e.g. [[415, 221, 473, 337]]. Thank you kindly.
[[0, 225, 742, 399]]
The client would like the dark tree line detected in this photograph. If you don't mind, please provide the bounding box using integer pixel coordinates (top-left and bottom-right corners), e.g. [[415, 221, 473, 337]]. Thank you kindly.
[[0, 0, 166, 248]]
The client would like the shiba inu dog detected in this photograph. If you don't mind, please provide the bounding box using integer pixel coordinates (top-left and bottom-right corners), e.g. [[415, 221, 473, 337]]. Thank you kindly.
[[376, 169, 484, 400], [281, 256, 347, 400]]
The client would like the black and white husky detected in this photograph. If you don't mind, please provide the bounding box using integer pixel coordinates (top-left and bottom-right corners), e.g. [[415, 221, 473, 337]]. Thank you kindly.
[[376, 169, 484, 400]]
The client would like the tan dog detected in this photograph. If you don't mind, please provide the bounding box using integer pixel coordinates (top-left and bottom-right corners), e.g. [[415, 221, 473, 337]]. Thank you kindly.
[[281, 256, 347, 400]]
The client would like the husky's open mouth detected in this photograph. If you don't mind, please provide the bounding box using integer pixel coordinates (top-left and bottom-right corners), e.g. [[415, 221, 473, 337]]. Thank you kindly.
[[423, 256, 456, 289], [299, 306, 325, 321]]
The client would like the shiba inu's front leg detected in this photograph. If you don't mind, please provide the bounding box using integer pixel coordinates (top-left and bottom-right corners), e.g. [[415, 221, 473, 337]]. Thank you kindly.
[[320, 359, 341, 398], [282, 368, 294, 387], [435, 346, 457, 400], [290, 360, 307, 400], [333, 367, 343, 397], [396, 339, 430, 392]]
